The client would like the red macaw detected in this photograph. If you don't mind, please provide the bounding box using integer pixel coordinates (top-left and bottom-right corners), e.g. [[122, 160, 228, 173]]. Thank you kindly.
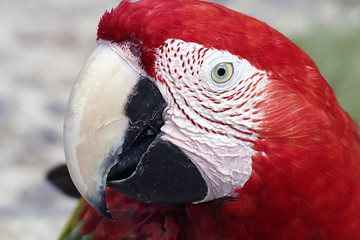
[[60, 0, 360, 239]]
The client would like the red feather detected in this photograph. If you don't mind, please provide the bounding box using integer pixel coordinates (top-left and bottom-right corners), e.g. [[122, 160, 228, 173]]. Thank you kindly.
[[68, 0, 360, 239], [78, 189, 182, 240], [97, 0, 315, 82]]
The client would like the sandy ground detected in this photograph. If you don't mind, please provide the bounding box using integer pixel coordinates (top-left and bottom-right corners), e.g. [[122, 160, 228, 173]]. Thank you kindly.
[[0, 0, 359, 239]]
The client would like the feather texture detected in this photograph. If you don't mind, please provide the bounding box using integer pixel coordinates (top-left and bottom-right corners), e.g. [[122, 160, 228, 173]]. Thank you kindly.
[[61, 189, 182, 240], [61, 0, 360, 239]]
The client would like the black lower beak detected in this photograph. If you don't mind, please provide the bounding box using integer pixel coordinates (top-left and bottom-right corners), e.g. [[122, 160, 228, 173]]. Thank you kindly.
[[106, 77, 208, 205]]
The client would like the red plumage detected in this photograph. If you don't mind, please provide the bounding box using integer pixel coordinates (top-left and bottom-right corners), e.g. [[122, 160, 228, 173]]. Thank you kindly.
[[77, 189, 182, 239], [97, 0, 314, 81], [71, 0, 360, 239]]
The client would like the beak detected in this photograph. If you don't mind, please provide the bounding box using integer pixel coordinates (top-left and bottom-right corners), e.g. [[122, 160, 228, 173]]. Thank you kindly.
[[64, 41, 208, 219]]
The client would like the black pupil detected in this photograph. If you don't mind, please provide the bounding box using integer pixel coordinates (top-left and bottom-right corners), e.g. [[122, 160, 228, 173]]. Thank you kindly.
[[217, 68, 226, 77]]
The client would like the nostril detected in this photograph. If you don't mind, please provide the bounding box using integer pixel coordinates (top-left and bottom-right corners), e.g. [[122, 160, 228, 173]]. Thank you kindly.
[[130, 44, 141, 58]]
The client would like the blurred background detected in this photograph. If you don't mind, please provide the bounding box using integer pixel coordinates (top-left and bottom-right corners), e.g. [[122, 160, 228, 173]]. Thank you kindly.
[[0, 0, 359, 239]]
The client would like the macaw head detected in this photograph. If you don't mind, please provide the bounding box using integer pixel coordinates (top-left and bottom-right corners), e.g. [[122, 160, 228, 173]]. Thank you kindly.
[[64, 0, 348, 218]]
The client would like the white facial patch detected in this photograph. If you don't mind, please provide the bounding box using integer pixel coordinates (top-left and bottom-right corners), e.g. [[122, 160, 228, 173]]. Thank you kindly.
[[153, 39, 269, 202]]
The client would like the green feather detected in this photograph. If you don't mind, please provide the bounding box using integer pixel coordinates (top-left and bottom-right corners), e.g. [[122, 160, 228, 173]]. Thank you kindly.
[[58, 199, 93, 240]]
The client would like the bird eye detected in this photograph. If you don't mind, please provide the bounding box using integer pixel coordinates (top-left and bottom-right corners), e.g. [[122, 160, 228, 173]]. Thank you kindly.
[[211, 62, 234, 83]]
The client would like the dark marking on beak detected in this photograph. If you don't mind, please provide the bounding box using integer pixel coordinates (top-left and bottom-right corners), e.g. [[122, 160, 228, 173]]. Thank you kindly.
[[106, 77, 208, 205]]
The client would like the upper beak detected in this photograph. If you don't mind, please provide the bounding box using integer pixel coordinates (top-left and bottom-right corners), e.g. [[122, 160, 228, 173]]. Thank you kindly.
[[64, 41, 208, 219], [64, 41, 142, 218]]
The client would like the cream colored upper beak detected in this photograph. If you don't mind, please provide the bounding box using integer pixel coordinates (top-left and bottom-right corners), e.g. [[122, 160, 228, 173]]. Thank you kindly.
[[64, 41, 143, 215]]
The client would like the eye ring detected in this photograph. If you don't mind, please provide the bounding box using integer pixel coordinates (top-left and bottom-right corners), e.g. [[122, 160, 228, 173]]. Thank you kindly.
[[211, 62, 234, 84]]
